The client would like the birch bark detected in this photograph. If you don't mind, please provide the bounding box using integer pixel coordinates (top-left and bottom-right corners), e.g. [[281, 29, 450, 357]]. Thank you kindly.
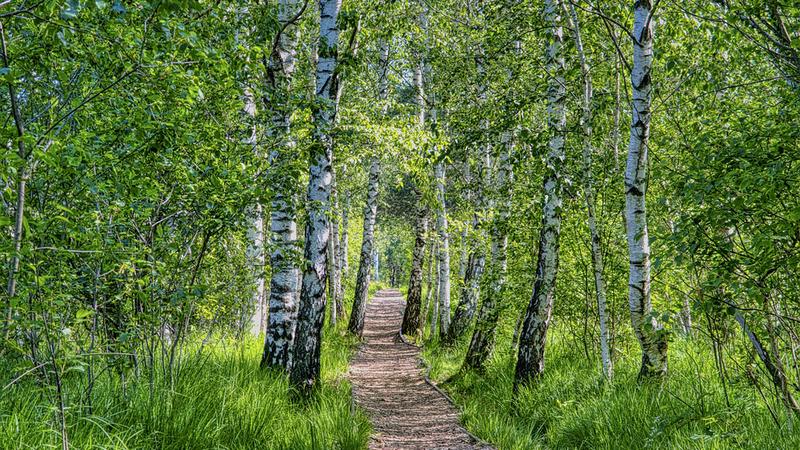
[[347, 158, 381, 336], [465, 142, 512, 370], [347, 42, 388, 337], [447, 149, 488, 343], [339, 194, 350, 278], [435, 162, 451, 338], [289, 0, 342, 392], [567, 2, 612, 380], [514, 0, 566, 388], [402, 205, 428, 337], [261, 0, 305, 371], [402, 47, 429, 338], [1, 22, 28, 336], [626, 0, 668, 378]]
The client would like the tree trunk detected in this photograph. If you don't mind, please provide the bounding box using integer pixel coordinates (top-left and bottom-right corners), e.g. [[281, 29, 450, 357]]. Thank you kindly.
[[289, 0, 341, 393], [735, 311, 800, 414], [402, 204, 428, 337], [347, 158, 380, 337], [242, 86, 266, 337], [567, 2, 612, 380], [447, 150, 488, 343], [514, 0, 566, 389], [347, 42, 388, 337], [435, 162, 451, 338], [430, 238, 441, 338], [423, 235, 437, 331], [329, 173, 341, 326], [373, 247, 380, 282], [2, 22, 28, 337], [261, 0, 304, 371], [335, 187, 348, 319], [339, 194, 350, 278], [328, 212, 339, 326], [626, 0, 667, 379], [246, 203, 266, 335], [459, 226, 469, 281], [465, 142, 512, 370]]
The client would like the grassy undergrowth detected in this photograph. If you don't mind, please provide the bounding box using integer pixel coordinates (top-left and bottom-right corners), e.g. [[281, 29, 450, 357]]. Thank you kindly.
[[0, 327, 370, 449], [423, 327, 800, 449]]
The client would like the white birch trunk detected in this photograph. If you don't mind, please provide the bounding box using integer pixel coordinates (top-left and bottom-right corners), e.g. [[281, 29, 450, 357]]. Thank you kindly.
[[448, 147, 488, 342], [424, 233, 437, 331], [429, 235, 440, 338], [329, 172, 342, 325], [403, 46, 429, 337], [289, 0, 342, 392], [402, 205, 428, 337], [626, 0, 667, 378], [339, 193, 350, 278], [435, 161, 451, 338], [347, 158, 381, 336], [261, 0, 304, 371], [515, 0, 566, 388], [347, 42, 388, 337], [246, 203, 266, 335], [567, 2, 612, 380], [465, 140, 513, 370], [2, 23, 28, 336], [241, 84, 267, 337], [459, 227, 469, 281]]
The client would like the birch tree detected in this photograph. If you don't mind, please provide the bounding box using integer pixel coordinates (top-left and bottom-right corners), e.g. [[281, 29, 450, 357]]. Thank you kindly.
[[1, 22, 28, 336], [289, 0, 342, 392], [402, 204, 428, 337], [260, 0, 305, 371], [401, 49, 429, 338], [566, 2, 612, 380], [447, 148, 487, 343], [447, 46, 489, 343], [434, 160, 451, 338], [347, 157, 381, 336], [626, 0, 668, 378], [347, 41, 389, 336], [464, 140, 512, 370], [243, 90, 266, 335], [328, 178, 341, 325], [338, 192, 350, 280], [514, 0, 566, 388]]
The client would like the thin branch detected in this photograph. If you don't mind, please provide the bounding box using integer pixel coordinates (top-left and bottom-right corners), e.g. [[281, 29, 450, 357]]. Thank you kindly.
[[35, 67, 137, 148]]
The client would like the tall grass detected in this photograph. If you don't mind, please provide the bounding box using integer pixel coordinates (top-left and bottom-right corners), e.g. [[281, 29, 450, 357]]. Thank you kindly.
[[423, 325, 800, 449], [0, 328, 370, 449]]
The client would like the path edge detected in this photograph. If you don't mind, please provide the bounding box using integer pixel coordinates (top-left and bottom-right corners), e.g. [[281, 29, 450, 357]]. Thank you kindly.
[[396, 330, 494, 449]]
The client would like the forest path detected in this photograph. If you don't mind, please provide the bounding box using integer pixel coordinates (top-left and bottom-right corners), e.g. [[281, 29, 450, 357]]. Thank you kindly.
[[348, 289, 490, 450]]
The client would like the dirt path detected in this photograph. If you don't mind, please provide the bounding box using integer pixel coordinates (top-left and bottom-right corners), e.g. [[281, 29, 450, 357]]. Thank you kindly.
[[348, 289, 491, 450]]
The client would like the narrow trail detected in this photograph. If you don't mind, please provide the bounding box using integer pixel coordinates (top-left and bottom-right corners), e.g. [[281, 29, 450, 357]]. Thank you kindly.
[[348, 289, 491, 450]]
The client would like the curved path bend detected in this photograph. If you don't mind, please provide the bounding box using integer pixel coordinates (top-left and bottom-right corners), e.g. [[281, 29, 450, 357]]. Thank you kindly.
[[348, 289, 491, 450]]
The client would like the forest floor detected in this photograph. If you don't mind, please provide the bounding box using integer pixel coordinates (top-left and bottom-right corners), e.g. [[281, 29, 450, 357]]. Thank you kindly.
[[348, 289, 491, 450]]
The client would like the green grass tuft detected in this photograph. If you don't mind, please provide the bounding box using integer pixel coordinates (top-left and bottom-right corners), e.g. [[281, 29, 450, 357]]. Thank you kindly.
[[423, 326, 800, 449], [0, 328, 370, 449]]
